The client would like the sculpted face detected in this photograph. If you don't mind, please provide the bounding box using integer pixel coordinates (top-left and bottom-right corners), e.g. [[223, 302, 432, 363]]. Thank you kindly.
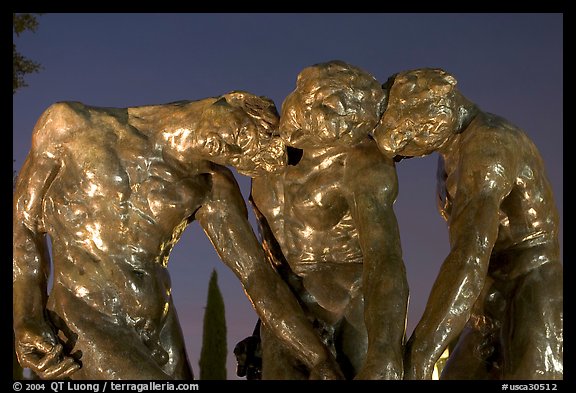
[[191, 91, 287, 176], [373, 69, 460, 159], [279, 61, 386, 149]]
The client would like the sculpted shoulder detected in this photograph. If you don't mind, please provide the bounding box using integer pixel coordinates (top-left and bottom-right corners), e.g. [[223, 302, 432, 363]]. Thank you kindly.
[[460, 113, 524, 156], [456, 113, 533, 181], [344, 138, 398, 199], [31, 102, 133, 154]]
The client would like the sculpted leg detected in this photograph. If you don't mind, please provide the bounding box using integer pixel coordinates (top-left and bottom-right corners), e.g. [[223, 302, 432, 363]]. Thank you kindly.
[[158, 303, 194, 379], [441, 323, 501, 379], [49, 288, 172, 380], [502, 262, 563, 380]]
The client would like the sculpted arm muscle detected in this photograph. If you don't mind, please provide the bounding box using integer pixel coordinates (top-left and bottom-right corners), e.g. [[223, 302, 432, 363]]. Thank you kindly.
[[195, 167, 342, 379], [345, 148, 408, 379], [405, 132, 515, 379], [13, 103, 81, 378]]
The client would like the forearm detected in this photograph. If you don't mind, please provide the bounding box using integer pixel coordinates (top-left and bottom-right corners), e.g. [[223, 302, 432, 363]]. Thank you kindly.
[[407, 251, 487, 374], [361, 253, 408, 380], [13, 153, 58, 325], [197, 201, 334, 370], [13, 224, 51, 326], [243, 265, 333, 369], [363, 255, 408, 352]]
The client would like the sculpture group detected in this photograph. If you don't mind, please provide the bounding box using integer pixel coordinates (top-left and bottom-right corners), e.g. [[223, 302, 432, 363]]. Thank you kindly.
[[13, 61, 563, 380]]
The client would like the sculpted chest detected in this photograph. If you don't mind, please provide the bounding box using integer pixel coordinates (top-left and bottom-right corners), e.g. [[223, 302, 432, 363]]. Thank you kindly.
[[56, 132, 210, 227], [284, 155, 350, 231]]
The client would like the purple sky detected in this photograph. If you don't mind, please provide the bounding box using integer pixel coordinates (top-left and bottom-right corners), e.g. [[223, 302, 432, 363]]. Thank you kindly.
[[13, 13, 562, 380]]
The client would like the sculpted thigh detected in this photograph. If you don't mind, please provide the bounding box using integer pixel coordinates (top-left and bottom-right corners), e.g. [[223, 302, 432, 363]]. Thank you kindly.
[[441, 324, 502, 380], [502, 262, 563, 379], [47, 287, 171, 380]]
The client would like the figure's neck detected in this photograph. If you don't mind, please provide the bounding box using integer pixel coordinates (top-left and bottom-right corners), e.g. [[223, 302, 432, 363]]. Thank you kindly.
[[437, 100, 479, 159], [302, 144, 343, 160], [301, 136, 371, 160]]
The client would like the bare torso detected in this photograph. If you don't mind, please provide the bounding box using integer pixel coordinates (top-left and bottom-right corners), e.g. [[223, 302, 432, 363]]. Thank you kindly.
[[15, 95, 353, 380], [436, 113, 562, 379], [437, 113, 560, 281], [253, 145, 365, 323], [252, 139, 407, 379], [35, 102, 224, 378]]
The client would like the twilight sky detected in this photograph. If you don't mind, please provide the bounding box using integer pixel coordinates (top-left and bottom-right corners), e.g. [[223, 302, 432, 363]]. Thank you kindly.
[[12, 13, 562, 380]]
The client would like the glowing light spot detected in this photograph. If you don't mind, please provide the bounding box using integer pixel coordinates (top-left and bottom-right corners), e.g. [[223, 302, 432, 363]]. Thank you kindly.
[[544, 346, 563, 374], [432, 347, 451, 380], [87, 183, 98, 197], [86, 222, 106, 251], [162, 128, 192, 152], [301, 226, 314, 239], [76, 286, 89, 297]]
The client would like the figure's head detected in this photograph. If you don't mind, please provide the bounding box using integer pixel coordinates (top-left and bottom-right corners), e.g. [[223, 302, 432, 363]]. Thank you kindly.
[[279, 60, 386, 149], [373, 68, 476, 159], [192, 91, 287, 176]]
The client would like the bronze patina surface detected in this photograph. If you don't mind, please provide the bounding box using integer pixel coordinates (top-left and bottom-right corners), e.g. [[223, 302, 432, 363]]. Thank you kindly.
[[374, 68, 563, 380], [251, 61, 408, 380], [13, 92, 341, 380]]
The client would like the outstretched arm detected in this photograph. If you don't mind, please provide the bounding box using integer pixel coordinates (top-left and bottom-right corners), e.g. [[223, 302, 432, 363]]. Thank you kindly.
[[13, 128, 80, 379], [195, 166, 343, 379], [404, 134, 514, 379], [345, 147, 408, 380]]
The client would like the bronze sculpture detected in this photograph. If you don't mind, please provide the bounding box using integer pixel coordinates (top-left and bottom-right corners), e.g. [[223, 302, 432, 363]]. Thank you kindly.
[[374, 68, 563, 379], [12, 92, 343, 380], [250, 61, 409, 379], [14, 62, 561, 381]]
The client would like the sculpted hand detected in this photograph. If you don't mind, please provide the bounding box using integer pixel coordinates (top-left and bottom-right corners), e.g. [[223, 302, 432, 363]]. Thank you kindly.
[[15, 319, 80, 379]]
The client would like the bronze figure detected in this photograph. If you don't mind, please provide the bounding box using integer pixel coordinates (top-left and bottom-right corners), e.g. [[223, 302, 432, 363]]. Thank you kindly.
[[374, 68, 563, 379], [251, 61, 409, 379], [13, 92, 342, 380]]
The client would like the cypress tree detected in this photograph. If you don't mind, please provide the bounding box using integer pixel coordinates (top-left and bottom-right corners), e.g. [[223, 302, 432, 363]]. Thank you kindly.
[[198, 269, 227, 380]]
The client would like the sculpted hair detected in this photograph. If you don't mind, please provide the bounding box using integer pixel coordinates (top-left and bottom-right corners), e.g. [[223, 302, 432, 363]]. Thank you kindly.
[[280, 60, 386, 147], [374, 68, 477, 155], [222, 91, 287, 175]]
